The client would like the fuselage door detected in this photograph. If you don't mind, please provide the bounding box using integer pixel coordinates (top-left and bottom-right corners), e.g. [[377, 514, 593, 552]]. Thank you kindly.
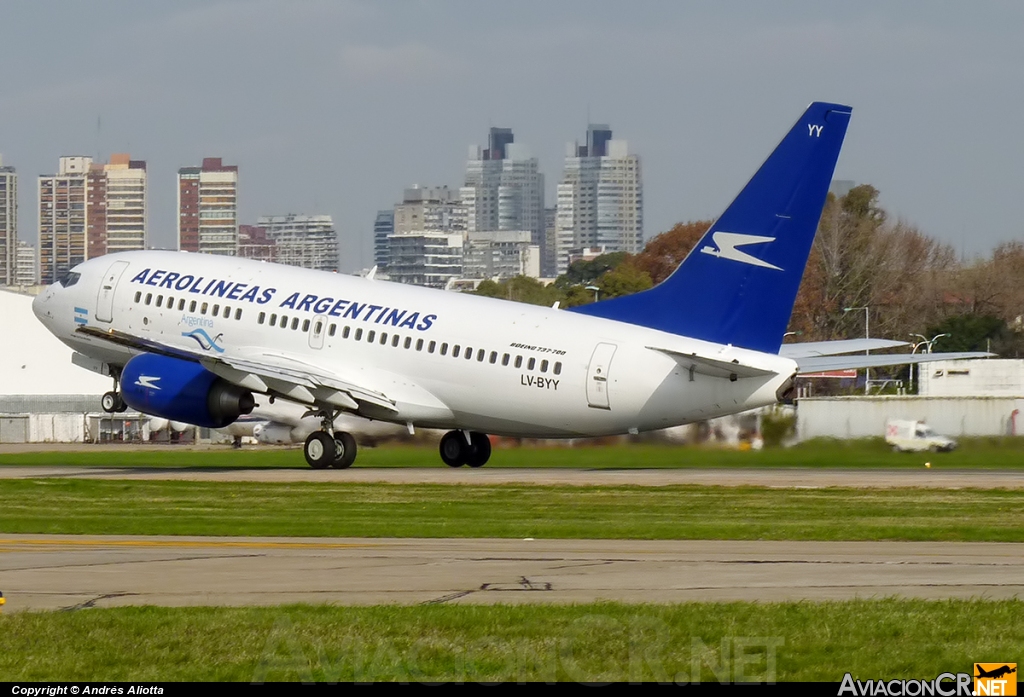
[[309, 314, 327, 350], [95, 260, 130, 323], [586, 342, 617, 410]]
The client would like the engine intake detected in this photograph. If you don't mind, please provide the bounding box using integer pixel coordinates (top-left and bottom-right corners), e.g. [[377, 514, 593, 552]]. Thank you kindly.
[[121, 353, 255, 429]]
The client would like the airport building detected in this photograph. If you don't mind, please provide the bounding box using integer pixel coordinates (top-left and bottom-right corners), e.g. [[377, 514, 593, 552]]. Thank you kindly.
[[0, 155, 16, 286], [255, 214, 339, 272], [38, 154, 147, 285], [555, 124, 643, 275], [177, 157, 238, 256]]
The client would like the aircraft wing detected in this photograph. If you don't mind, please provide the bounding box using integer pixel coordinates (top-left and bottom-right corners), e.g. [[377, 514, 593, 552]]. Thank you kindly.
[[796, 352, 992, 374], [780, 339, 909, 358], [74, 325, 397, 414]]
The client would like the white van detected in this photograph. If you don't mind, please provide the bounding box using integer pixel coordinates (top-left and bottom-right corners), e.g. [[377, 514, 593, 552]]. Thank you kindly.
[[885, 419, 957, 453]]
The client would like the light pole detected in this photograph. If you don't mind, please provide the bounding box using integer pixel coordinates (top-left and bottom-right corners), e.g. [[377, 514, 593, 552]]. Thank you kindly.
[[585, 285, 600, 303], [909, 333, 950, 394], [844, 306, 870, 394]]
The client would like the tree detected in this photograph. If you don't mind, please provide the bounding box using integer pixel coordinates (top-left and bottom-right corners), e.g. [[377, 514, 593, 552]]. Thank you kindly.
[[632, 220, 712, 284]]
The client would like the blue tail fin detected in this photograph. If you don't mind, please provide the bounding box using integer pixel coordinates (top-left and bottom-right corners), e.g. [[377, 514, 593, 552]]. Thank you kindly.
[[569, 102, 852, 354]]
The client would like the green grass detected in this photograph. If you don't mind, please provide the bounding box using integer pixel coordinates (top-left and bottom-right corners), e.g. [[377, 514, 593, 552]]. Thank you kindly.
[[2, 437, 1024, 469], [1, 600, 1020, 682], [2, 480, 1022, 540]]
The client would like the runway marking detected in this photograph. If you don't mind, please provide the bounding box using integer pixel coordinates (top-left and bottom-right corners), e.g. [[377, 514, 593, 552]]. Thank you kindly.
[[0, 538, 381, 551]]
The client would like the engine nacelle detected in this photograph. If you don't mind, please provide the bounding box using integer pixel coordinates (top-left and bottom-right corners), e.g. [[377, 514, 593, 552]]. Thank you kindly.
[[253, 422, 299, 445], [121, 353, 255, 429]]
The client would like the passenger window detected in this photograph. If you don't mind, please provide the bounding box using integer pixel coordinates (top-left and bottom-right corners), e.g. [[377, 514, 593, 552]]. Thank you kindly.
[[554, 362, 562, 375], [167, 296, 174, 308], [392, 335, 400, 347], [157, 295, 164, 306], [134, 291, 141, 303], [453, 345, 461, 358], [212, 304, 219, 316], [380, 332, 388, 345], [355, 328, 363, 341], [342, 326, 351, 339], [489, 351, 497, 364], [302, 319, 310, 332], [178, 299, 185, 311], [515, 356, 523, 368], [258, 312, 266, 324], [314, 321, 322, 334], [223, 306, 231, 319], [328, 324, 336, 336], [428, 341, 436, 353], [440, 343, 448, 356], [416, 339, 424, 351], [235, 308, 242, 321], [270, 313, 277, 325], [528, 358, 536, 370], [502, 353, 510, 366], [367, 330, 375, 343], [541, 360, 549, 373], [477, 349, 485, 362], [280, 315, 288, 328], [291, 317, 299, 330], [466, 347, 473, 360], [404, 337, 412, 349], [145, 293, 152, 305], [201, 302, 208, 315], [190, 301, 197, 313]]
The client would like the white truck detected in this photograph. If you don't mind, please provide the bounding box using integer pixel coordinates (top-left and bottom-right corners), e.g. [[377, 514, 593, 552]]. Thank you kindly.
[[885, 419, 957, 453]]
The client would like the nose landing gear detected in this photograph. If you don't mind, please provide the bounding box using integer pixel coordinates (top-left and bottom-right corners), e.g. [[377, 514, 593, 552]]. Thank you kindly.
[[101, 370, 128, 413], [439, 430, 491, 468]]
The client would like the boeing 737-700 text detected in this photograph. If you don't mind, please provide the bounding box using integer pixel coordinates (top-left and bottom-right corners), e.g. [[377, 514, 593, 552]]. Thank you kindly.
[[32, 102, 986, 468]]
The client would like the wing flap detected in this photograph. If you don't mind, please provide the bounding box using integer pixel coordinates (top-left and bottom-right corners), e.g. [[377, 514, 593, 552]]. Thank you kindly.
[[780, 339, 909, 358]]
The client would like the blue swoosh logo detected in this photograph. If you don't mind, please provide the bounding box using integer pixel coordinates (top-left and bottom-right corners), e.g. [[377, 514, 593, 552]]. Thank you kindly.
[[182, 328, 225, 353]]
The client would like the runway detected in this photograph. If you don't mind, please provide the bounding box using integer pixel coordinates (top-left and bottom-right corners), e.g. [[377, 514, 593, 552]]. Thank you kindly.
[[1, 465, 1023, 488], [2, 536, 1022, 612]]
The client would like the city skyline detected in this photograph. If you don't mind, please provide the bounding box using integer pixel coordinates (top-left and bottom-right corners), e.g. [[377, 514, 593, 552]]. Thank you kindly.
[[2, 2, 1023, 272]]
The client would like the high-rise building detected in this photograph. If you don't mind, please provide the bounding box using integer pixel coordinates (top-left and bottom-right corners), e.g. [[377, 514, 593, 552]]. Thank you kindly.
[[0, 156, 16, 286], [14, 240, 37, 287], [555, 124, 642, 274], [101, 154, 147, 254], [237, 224, 276, 263], [394, 186, 466, 235], [387, 231, 463, 289], [461, 128, 544, 250], [255, 214, 338, 272], [178, 157, 238, 256], [39, 156, 91, 284], [373, 210, 394, 271], [38, 154, 147, 284]]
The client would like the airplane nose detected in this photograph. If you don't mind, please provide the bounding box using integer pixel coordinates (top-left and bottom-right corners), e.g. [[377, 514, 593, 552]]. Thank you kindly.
[[32, 285, 54, 322]]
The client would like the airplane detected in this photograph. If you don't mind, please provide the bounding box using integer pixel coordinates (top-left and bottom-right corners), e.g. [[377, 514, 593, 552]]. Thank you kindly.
[[32, 101, 989, 469], [975, 665, 1016, 680]]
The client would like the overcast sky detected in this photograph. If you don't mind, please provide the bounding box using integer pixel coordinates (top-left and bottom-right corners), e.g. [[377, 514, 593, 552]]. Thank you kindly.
[[2, 1, 1022, 272]]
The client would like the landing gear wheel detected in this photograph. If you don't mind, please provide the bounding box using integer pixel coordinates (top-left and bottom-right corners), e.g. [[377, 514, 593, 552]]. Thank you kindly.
[[101, 391, 124, 414], [439, 431, 467, 468], [333, 432, 357, 469], [114, 396, 128, 413], [304, 431, 336, 470], [466, 432, 491, 468]]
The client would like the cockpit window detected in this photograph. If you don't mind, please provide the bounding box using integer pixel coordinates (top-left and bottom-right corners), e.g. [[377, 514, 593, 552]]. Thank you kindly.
[[57, 271, 82, 288]]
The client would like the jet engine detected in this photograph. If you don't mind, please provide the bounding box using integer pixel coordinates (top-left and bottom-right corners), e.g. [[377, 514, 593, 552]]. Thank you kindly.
[[121, 353, 255, 429]]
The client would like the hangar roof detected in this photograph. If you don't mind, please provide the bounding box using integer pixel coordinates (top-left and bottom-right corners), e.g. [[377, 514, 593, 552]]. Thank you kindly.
[[0, 289, 112, 396]]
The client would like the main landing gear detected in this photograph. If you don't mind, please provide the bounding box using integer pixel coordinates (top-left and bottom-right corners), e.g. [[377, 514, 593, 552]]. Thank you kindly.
[[439, 430, 491, 468], [101, 370, 128, 413], [303, 408, 358, 470]]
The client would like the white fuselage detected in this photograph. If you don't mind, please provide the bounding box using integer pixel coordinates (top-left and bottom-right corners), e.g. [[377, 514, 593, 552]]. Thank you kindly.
[[33, 251, 796, 438]]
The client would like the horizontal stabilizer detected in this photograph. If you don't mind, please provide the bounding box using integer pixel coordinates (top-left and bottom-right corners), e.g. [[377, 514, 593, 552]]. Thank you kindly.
[[647, 346, 778, 380], [780, 339, 909, 359], [796, 352, 993, 375]]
